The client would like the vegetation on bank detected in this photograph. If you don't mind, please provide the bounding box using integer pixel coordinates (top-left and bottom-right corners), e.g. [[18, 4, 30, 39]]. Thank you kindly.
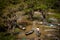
[[0, 0, 60, 40]]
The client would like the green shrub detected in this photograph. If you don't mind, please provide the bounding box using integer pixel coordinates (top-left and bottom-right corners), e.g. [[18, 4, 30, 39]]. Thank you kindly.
[[0, 32, 15, 40]]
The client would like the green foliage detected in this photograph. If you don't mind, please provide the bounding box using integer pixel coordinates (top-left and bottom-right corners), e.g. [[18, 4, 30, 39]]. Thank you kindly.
[[9, 0, 21, 5], [0, 0, 60, 40], [14, 28, 20, 32], [0, 0, 60, 12], [0, 32, 15, 40], [39, 4, 47, 10], [53, 13, 60, 18], [0, 0, 9, 9]]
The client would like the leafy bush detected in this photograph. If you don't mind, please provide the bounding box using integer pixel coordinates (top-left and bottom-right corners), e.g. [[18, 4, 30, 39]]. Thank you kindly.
[[0, 32, 15, 40]]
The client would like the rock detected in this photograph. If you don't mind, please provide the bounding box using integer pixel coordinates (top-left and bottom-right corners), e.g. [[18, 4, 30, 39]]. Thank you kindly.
[[44, 29, 55, 32], [19, 25, 26, 30], [58, 24, 60, 26], [46, 34, 55, 37], [46, 24, 57, 28], [49, 18, 58, 22], [37, 22, 43, 25]]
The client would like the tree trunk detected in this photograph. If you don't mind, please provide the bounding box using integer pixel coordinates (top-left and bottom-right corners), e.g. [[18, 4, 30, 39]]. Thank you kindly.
[[29, 10, 34, 20]]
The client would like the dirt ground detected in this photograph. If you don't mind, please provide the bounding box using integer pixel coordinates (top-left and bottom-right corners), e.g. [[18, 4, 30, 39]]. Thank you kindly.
[[15, 20, 59, 40], [12, 13, 59, 40]]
